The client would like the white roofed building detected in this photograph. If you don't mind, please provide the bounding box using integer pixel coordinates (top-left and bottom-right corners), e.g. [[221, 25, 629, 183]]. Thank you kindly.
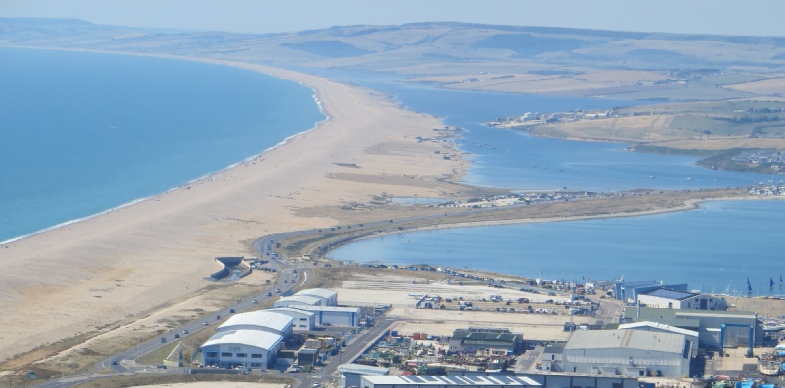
[[618, 321, 698, 359], [268, 307, 315, 331], [637, 289, 728, 311], [217, 310, 294, 338], [200, 330, 283, 370], [562, 329, 692, 377], [273, 295, 322, 308], [295, 288, 338, 306], [359, 375, 540, 388]]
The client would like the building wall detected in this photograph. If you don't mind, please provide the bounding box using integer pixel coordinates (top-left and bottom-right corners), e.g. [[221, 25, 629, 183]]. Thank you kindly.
[[216, 323, 293, 338], [562, 348, 689, 378], [200, 342, 281, 370], [270, 309, 315, 331], [314, 310, 359, 327], [684, 314, 760, 348], [637, 294, 727, 310], [523, 374, 638, 388]]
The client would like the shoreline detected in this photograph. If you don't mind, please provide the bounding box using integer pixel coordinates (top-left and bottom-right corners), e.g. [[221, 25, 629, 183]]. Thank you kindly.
[[0, 47, 467, 363]]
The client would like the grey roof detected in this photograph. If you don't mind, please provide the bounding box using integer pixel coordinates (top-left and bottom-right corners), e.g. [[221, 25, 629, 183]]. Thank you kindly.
[[564, 329, 686, 354], [295, 288, 338, 299], [643, 288, 697, 300], [298, 306, 360, 313], [618, 321, 699, 337], [218, 310, 294, 333], [623, 307, 702, 329], [362, 375, 540, 387], [268, 307, 315, 318], [338, 363, 390, 375], [542, 341, 567, 354], [202, 330, 283, 351], [452, 331, 519, 346], [275, 295, 322, 306]]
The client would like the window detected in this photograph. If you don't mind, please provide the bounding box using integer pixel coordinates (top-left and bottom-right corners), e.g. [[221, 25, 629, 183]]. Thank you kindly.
[[221, 352, 232, 357], [206, 352, 218, 358], [237, 353, 247, 358], [251, 354, 262, 359], [300, 318, 307, 321]]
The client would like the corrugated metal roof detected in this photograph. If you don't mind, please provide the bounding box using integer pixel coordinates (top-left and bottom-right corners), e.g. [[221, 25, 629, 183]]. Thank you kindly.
[[564, 329, 685, 354], [362, 375, 539, 386], [268, 307, 315, 317], [218, 310, 294, 333], [202, 329, 282, 350], [619, 321, 699, 337], [643, 288, 697, 300], [338, 363, 389, 375], [295, 288, 338, 299], [275, 295, 322, 306]]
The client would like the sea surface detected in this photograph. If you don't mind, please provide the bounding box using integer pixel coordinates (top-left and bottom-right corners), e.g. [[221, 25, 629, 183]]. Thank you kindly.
[[0, 48, 324, 243]]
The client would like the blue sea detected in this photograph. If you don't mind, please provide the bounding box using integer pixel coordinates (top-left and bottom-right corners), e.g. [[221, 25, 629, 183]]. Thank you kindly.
[[0, 47, 324, 243], [4, 49, 783, 293]]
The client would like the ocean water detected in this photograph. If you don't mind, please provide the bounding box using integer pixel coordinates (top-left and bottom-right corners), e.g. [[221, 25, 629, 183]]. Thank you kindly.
[[0, 48, 324, 243], [329, 199, 785, 294]]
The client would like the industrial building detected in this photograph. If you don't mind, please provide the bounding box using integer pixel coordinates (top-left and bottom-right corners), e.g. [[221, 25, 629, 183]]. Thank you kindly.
[[268, 307, 315, 331], [561, 329, 692, 377], [295, 288, 338, 306], [200, 329, 283, 370], [621, 306, 761, 349], [637, 289, 728, 310], [448, 328, 523, 354], [613, 281, 688, 303], [273, 295, 323, 308], [541, 342, 566, 372], [359, 374, 540, 388], [449, 372, 638, 388], [618, 321, 698, 358], [217, 310, 294, 337], [339, 364, 389, 388], [297, 305, 361, 327]]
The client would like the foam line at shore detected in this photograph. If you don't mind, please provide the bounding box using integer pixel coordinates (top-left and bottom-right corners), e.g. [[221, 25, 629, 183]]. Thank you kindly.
[[0, 59, 329, 247]]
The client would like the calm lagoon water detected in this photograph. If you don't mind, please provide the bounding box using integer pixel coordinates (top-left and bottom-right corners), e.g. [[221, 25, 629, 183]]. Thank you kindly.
[[330, 199, 785, 294], [0, 48, 324, 243], [322, 76, 785, 291]]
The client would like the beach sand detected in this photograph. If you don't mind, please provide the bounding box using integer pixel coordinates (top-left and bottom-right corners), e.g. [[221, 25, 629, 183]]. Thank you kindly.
[[0, 57, 467, 364]]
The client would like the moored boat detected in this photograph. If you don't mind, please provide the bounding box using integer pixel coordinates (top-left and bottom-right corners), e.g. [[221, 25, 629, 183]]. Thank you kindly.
[[758, 359, 781, 376]]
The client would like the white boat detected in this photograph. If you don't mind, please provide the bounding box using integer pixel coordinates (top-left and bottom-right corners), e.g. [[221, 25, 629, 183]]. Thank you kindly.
[[758, 359, 782, 376]]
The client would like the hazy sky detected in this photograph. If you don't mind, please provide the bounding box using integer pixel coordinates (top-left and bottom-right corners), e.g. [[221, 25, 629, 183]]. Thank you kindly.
[[2, 0, 784, 37]]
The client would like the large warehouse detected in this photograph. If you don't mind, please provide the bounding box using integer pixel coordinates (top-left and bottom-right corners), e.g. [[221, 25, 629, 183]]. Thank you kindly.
[[562, 329, 692, 377], [273, 295, 323, 308], [295, 288, 338, 306], [268, 307, 316, 331], [448, 328, 523, 354], [200, 329, 284, 370], [217, 310, 294, 337], [359, 375, 540, 388]]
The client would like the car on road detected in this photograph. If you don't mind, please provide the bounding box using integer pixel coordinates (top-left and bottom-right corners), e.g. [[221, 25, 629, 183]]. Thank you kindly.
[[183, 329, 189, 334], [275, 289, 281, 293], [230, 309, 235, 313], [253, 299, 258, 304], [174, 334, 180, 339], [203, 321, 208, 326], [266, 292, 273, 296], [312, 383, 320, 388]]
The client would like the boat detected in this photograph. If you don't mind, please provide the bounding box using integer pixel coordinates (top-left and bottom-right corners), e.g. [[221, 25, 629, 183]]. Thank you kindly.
[[758, 359, 782, 376]]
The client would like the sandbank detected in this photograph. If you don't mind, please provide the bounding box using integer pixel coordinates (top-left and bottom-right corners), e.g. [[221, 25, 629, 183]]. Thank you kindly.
[[0, 53, 465, 363]]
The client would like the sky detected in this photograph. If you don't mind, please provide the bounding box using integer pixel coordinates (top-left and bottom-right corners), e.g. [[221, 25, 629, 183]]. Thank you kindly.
[[2, 0, 784, 37]]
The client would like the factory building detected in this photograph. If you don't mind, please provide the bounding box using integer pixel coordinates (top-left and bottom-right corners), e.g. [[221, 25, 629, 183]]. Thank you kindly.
[[297, 305, 361, 327], [268, 307, 315, 331], [613, 281, 688, 303], [339, 364, 389, 388], [622, 306, 761, 349], [448, 328, 523, 354], [561, 329, 692, 377], [637, 289, 728, 311], [541, 342, 566, 372], [200, 330, 283, 370], [273, 295, 323, 308], [618, 321, 699, 358], [295, 288, 338, 306], [449, 372, 638, 388], [217, 310, 294, 338], [359, 374, 540, 388]]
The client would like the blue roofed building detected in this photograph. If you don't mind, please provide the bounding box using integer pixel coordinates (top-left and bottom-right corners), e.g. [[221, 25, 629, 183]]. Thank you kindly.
[[613, 281, 688, 303]]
